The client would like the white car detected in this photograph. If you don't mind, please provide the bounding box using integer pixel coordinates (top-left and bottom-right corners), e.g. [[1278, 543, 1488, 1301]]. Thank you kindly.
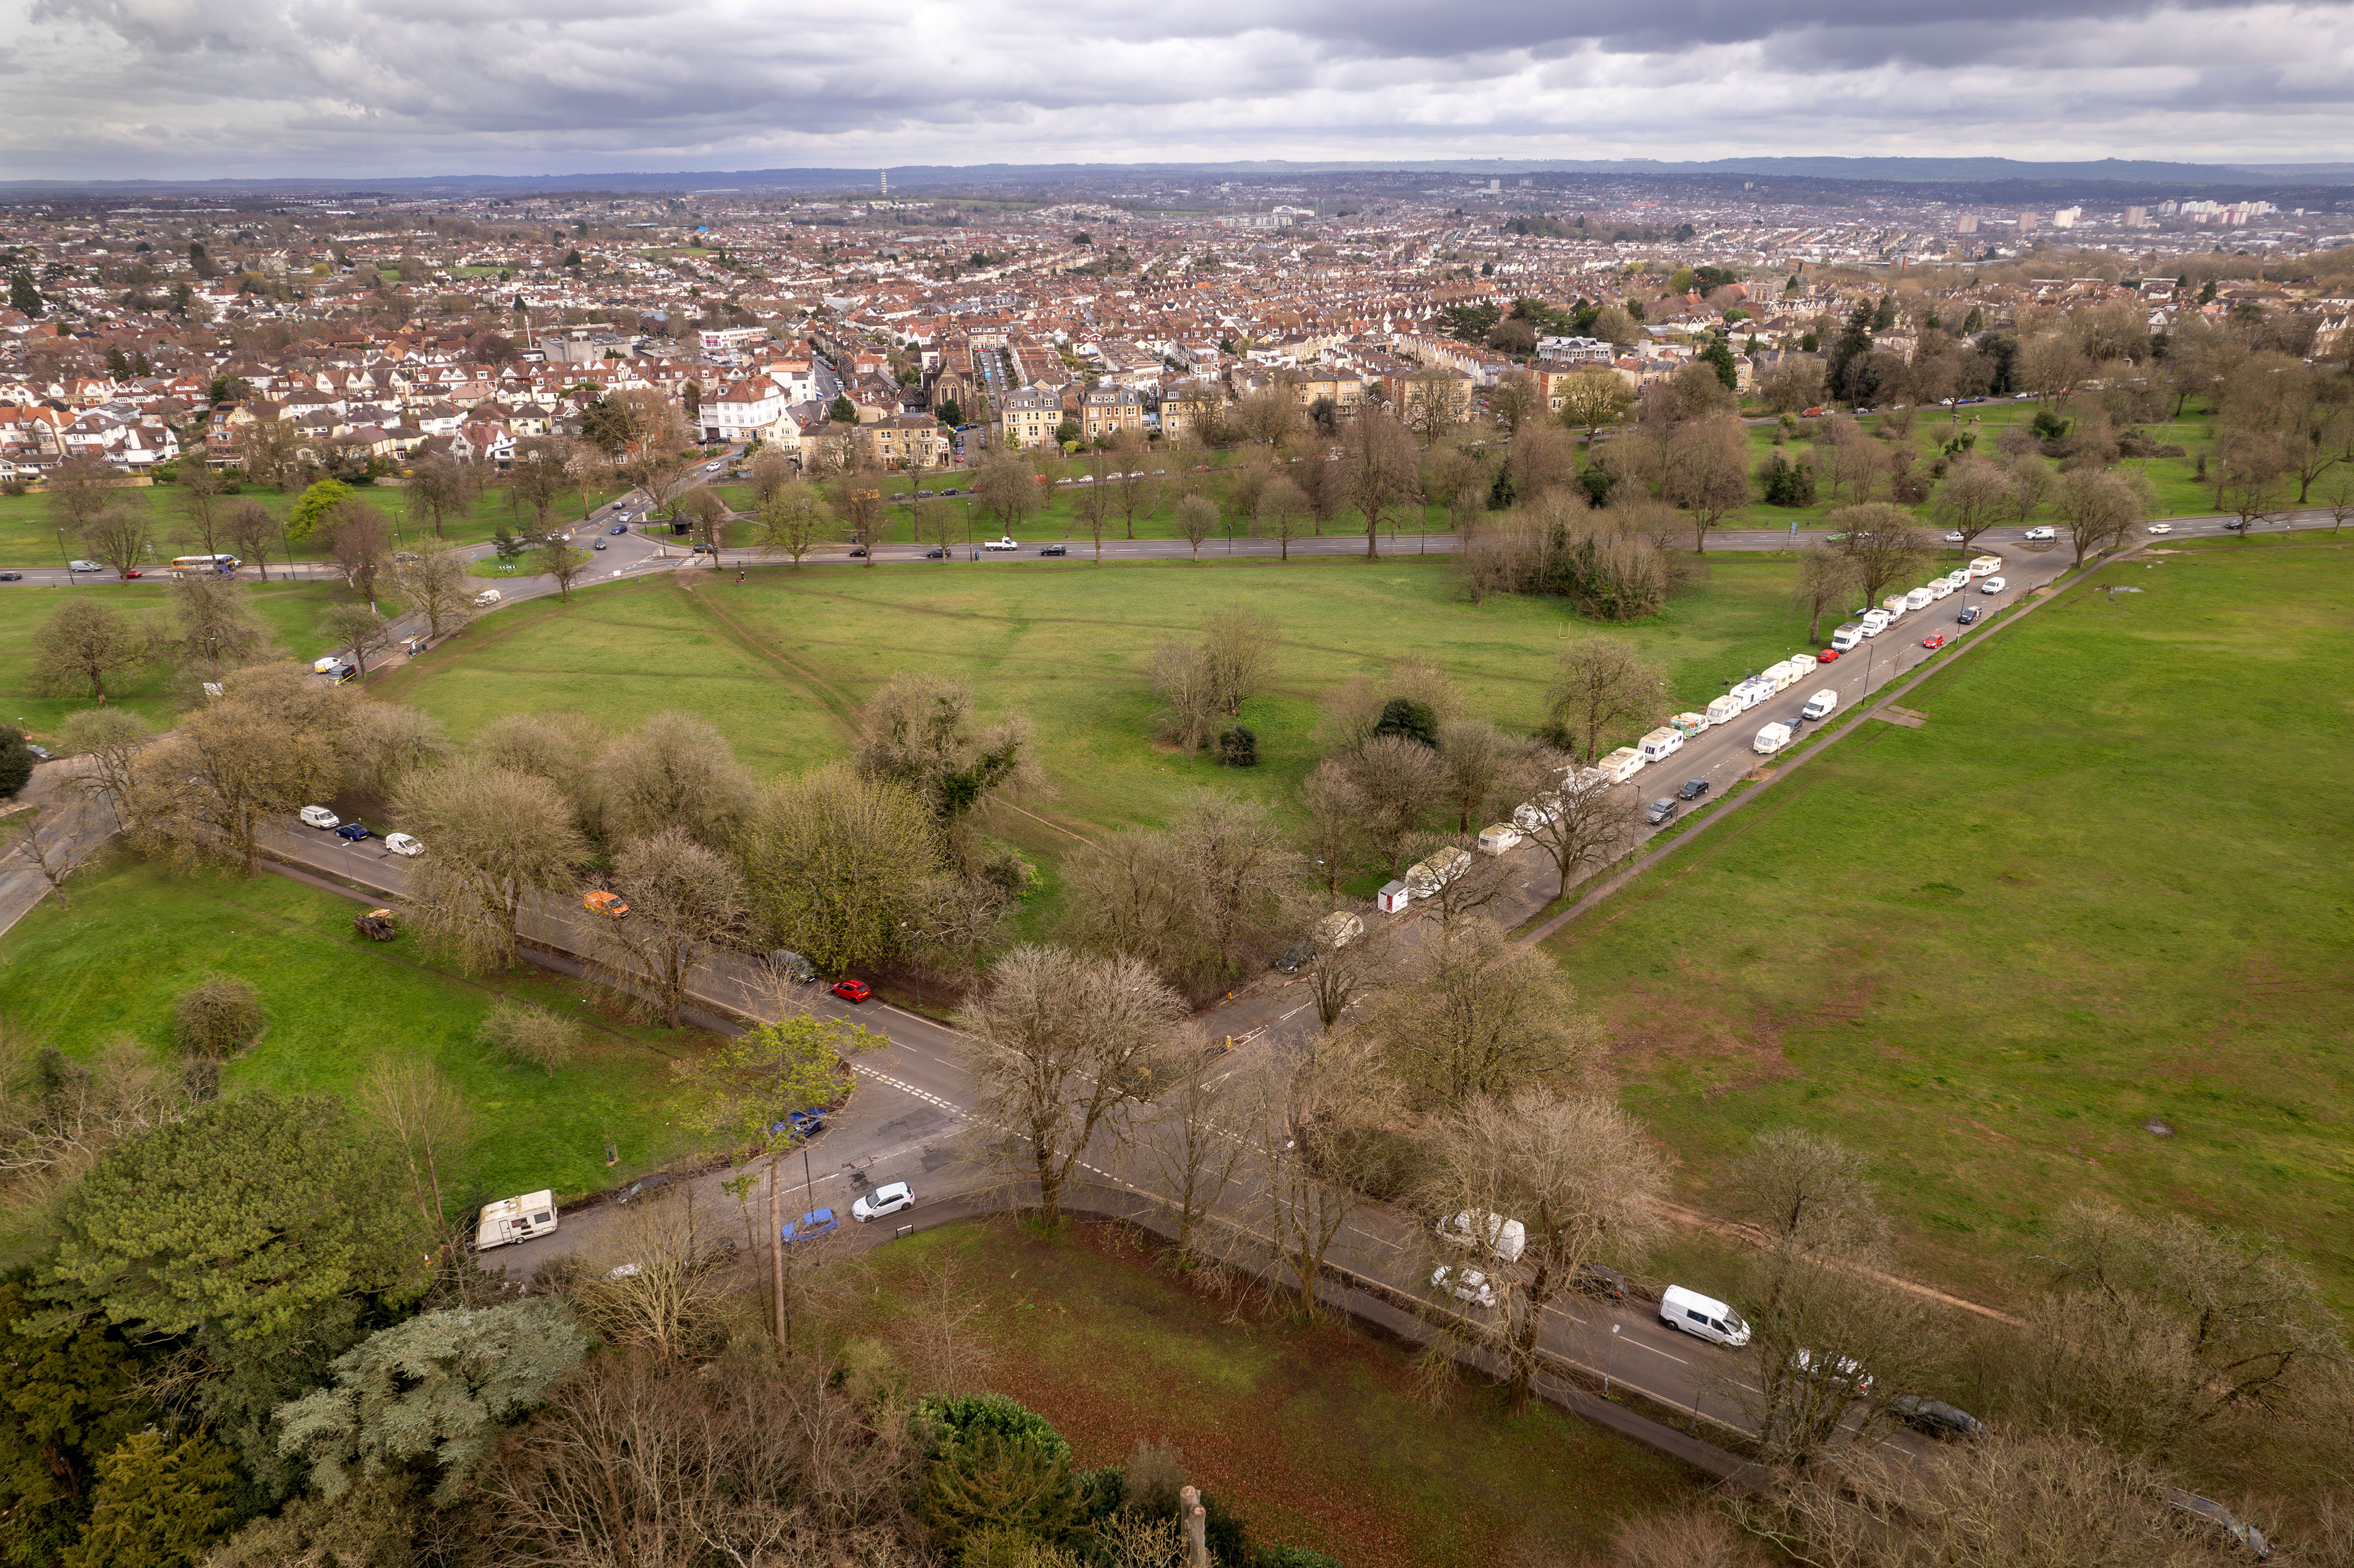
[[2147, 522, 2173, 535], [69, 559, 105, 572], [299, 805, 340, 830], [2022, 526, 2057, 542], [384, 832, 425, 857], [851, 1181, 915, 1222], [982, 537, 1019, 551], [1943, 531, 1965, 543], [1979, 576, 2007, 594], [1793, 1349, 1875, 1399], [1431, 1265, 1495, 1309]]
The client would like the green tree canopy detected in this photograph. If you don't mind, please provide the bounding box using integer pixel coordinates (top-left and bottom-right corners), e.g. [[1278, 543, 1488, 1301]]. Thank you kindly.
[[679, 1014, 870, 1162], [275, 1299, 591, 1506], [61, 1431, 241, 1568], [43, 1092, 433, 1345], [0, 1279, 153, 1565], [283, 479, 353, 542]]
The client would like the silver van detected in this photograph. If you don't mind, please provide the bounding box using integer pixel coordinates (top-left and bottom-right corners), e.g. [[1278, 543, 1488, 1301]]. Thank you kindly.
[[1660, 1284, 1750, 1347]]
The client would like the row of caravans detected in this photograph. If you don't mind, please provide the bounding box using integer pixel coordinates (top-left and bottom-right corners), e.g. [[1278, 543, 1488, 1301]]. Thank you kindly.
[[1828, 556, 2003, 652]]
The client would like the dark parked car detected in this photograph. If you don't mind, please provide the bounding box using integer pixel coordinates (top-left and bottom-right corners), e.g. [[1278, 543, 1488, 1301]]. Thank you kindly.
[[939, 488, 961, 497], [615, 1172, 675, 1206], [609, 523, 628, 534], [847, 546, 868, 558], [1644, 797, 1678, 826], [334, 821, 371, 841], [1676, 778, 1710, 801], [1572, 1263, 1627, 1301], [0, 572, 20, 582], [1274, 940, 1313, 974], [1039, 543, 1067, 556], [1956, 606, 1980, 625], [1889, 1394, 1982, 1440], [925, 547, 947, 559]]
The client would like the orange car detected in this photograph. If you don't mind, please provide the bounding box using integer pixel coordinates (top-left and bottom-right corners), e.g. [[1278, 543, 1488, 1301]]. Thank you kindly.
[[584, 890, 630, 918]]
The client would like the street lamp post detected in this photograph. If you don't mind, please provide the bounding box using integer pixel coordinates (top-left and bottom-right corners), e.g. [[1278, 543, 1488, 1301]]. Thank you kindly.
[[1605, 1322, 1619, 1398]]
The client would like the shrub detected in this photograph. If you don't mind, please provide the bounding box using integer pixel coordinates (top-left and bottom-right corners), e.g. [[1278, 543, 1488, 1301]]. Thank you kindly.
[[1758, 452, 1817, 507], [1370, 699, 1438, 750], [915, 1392, 1071, 1464], [174, 974, 265, 1062], [1215, 726, 1259, 768], [480, 1001, 581, 1076], [0, 727, 34, 800], [1123, 1438, 1183, 1516]]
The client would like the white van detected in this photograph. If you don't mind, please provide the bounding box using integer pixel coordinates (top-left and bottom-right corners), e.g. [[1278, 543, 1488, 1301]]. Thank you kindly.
[[1968, 554, 2003, 579], [1437, 1210, 1526, 1264], [1597, 747, 1644, 784], [1705, 694, 1746, 726], [1661, 1284, 1750, 1347], [1754, 721, 1794, 756], [1829, 623, 1865, 653], [1904, 587, 1934, 612], [1637, 727, 1684, 763], [1802, 688, 1838, 720], [472, 588, 504, 607], [1945, 569, 1972, 592]]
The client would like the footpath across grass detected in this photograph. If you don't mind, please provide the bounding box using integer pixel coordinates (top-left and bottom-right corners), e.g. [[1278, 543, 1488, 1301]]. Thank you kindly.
[[859, 1217, 1704, 1568], [0, 858, 711, 1208], [1547, 538, 2354, 1308]]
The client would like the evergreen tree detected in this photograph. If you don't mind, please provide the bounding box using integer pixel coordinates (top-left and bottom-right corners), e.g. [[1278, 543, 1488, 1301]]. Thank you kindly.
[[62, 1431, 241, 1568], [9, 271, 42, 317]]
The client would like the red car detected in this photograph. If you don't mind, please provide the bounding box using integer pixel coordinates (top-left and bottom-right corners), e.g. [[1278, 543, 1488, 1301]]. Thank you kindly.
[[831, 978, 872, 1004], [1921, 632, 1947, 650], [1817, 648, 1840, 663], [122, 568, 143, 579]]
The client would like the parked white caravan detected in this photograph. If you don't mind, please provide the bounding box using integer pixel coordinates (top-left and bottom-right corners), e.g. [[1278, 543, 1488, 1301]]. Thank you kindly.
[[1754, 721, 1794, 755], [1597, 747, 1644, 784], [1789, 653, 1820, 677], [1904, 586, 1935, 612], [1705, 694, 1746, 726], [476, 1191, 559, 1251], [1928, 577, 1956, 600], [1476, 822, 1523, 855], [1761, 660, 1800, 692], [1881, 594, 1911, 621], [1513, 796, 1562, 833], [1405, 846, 1473, 898], [1437, 1210, 1527, 1264], [1968, 554, 2003, 579], [1637, 727, 1685, 763]]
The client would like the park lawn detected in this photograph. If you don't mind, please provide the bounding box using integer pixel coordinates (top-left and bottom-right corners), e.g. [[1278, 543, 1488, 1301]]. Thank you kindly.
[[381, 554, 1824, 851], [0, 480, 631, 568], [1546, 538, 2354, 1309], [0, 578, 374, 737], [860, 1218, 1704, 1568], [0, 856, 712, 1207]]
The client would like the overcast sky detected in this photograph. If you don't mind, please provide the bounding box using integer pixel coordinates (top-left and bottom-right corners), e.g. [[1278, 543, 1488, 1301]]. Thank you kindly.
[[2, 0, 2348, 180]]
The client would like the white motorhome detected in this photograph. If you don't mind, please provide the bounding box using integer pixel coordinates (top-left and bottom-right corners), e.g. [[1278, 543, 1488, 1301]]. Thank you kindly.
[[1944, 569, 1972, 591], [1596, 747, 1644, 784], [476, 1191, 559, 1251], [1754, 721, 1794, 755], [1860, 610, 1891, 636], [1661, 1284, 1751, 1347], [1904, 586, 1935, 612], [1316, 911, 1364, 948], [1802, 688, 1838, 720], [1829, 623, 1865, 653], [1476, 822, 1523, 855], [1637, 727, 1685, 763], [1405, 846, 1472, 898], [1705, 694, 1746, 726], [1968, 554, 2004, 579], [1437, 1210, 1527, 1264]]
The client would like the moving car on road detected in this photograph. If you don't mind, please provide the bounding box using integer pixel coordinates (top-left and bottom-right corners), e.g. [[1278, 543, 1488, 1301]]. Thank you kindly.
[[2023, 526, 2056, 541], [2147, 522, 2173, 535], [335, 821, 371, 841], [1661, 1285, 1750, 1347], [1956, 606, 1980, 625], [610, 523, 629, 534], [0, 572, 19, 582], [831, 978, 872, 1004], [983, 537, 1019, 551], [1979, 576, 2007, 594], [69, 560, 104, 572], [1039, 544, 1067, 556], [1922, 632, 1947, 650], [851, 1181, 915, 1222]]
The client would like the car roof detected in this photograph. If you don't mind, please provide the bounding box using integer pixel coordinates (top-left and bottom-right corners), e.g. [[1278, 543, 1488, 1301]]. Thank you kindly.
[[873, 1180, 910, 1198]]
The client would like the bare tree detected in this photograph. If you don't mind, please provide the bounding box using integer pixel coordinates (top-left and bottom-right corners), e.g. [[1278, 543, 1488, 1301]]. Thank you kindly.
[[1727, 1126, 1894, 1256], [388, 545, 476, 643], [2214, 430, 2290, 534], [1663, 419, 1752, 551], [1201, 604, 1277, 718], [1543, 637, 1664, 762], [1256, 474, 1309, 560], [590, 828, 749, 1028], [1733, 1237, 1939, 1466], [1367, 916, 1604, 1104], [534, 540, 593, 601], [1341, 410, 1421, 559], [592, 711, 756, 849], [570, 1187, 738, 1360], [124, 664, 359, 876], [1174, 493, 1217, 560], [44, 453, 118, 537], [1345, 733, 1448, 872], [58, 706, 151, 825], [321, 603, 395, 679], [959, 946, 1189, 1229], [223, 500, 281, 582], [1932, 455, 2014, 558], [407, 453, 476, 538], [1255, 1038, 1385, 1318], [1145, 637, 1218, 757], [16, 795, 99, 908], [480, 1001, 582, 1076], [1827, 503, 1932, 608], [168, 573, 275, 682], [78, 503, 155, 579], [344, 702, 453, 799], [1418, 1088, 1667, 1410], [2057, 467, 2149, 568], [355, 1057, 473, 1236], [395, 765, 587, 972], [1296, 759, 1370, 899], [1557, 367, 1636, 446], [1516, 768, 1637, 902], [1140, 1065, 1251, 1263], [1789, 547, 1862, 644], [0, 1032, 181, 1203], [855, 672, 1039, 866], [751, 488, 832, 566]]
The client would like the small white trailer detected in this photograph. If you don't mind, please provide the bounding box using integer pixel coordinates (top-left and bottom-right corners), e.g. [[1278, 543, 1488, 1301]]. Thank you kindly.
[[476, 1191, 559, 1251]]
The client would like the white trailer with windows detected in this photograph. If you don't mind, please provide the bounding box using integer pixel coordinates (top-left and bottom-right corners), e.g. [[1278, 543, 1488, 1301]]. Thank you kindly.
[[1596, 747, 1644, 784], [476, 1191, 559, 1251]]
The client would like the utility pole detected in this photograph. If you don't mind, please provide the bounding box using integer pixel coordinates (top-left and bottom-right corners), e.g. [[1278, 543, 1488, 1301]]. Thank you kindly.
[[769, 1154, 785, 1348]]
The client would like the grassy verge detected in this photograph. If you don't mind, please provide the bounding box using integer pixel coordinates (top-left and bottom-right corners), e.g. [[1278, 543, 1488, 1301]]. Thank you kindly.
[[1544, 538, 2354, 1308], [0, 856, 713, 1206], [859, 1217, 1705, 1567]]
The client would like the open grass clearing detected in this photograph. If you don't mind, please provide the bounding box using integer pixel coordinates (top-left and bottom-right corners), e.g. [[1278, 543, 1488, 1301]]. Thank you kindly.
[[1546, 538, 2354, 1308], [858, 1216, 1705, 1568], [0, 856, 713, 1210]]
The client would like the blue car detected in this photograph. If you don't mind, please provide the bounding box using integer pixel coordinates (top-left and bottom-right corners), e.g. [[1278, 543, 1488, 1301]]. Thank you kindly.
[[769, 1107, 828, 1141], [609, 523, 628, 535], [335, 822, 371, 841], [783, 1207, 838, 1245]]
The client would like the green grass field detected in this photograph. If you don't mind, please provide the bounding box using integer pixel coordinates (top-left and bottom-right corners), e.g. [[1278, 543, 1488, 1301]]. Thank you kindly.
[[0, 857, 711, 1206], [860, 1218, 1703, 1567], [374, 554, 1838, 850], [1546, 538, 2354, 1308], [0, 480, 629, 568], [0, 578, 380, 738]]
